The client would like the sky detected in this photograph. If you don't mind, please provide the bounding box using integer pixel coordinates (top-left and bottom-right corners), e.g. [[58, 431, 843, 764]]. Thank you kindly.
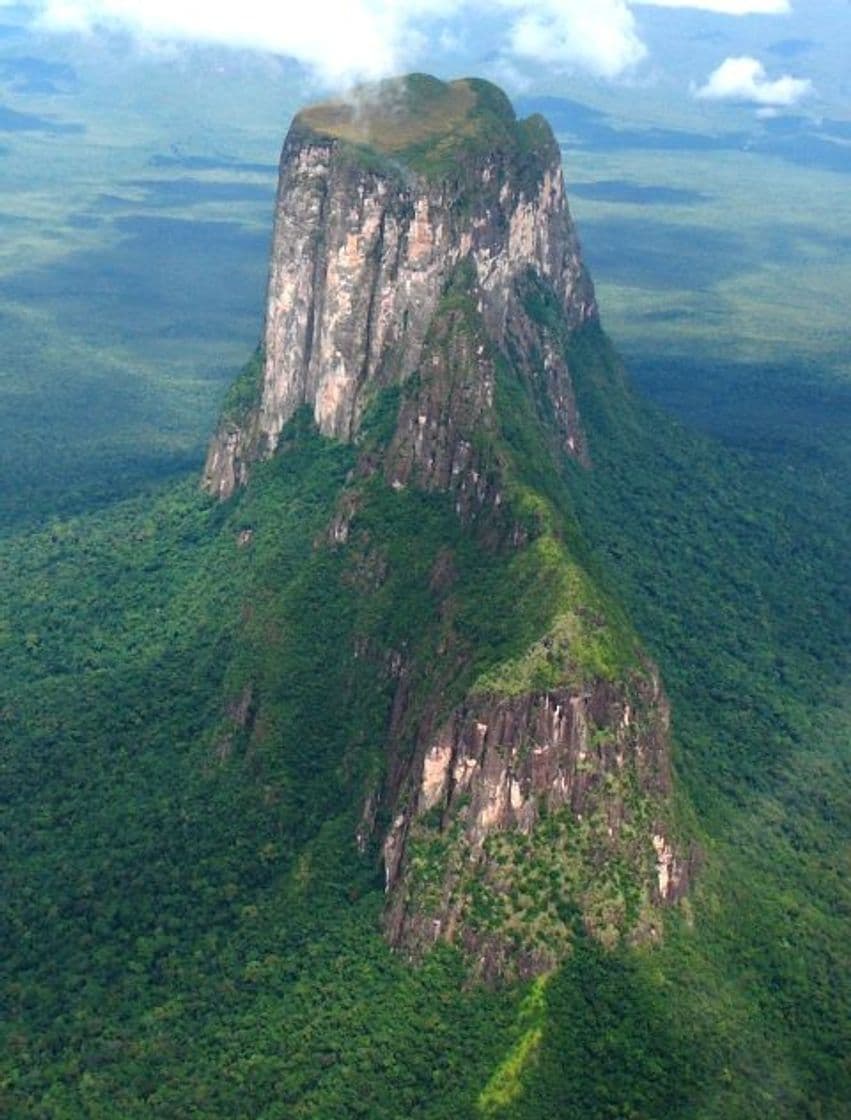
[[0, 0, 843, 110]]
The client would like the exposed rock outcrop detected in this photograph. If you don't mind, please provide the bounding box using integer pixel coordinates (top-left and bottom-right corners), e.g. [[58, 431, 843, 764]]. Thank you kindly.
[[382, 670, 690, 979], [205, 74, 690, 976], [203, 76, 596, 499]]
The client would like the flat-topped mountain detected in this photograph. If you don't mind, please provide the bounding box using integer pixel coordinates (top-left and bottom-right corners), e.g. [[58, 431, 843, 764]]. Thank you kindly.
[[201, 74, 690, 976], [203, 74, 596, 500], [4, 55, 849, 1118]]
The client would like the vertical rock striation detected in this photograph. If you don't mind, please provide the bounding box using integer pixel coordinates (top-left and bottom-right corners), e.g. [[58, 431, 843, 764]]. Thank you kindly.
[[205, 75, 691, 976], [381, 666, 691, 979], [203, 76, 596, 498]]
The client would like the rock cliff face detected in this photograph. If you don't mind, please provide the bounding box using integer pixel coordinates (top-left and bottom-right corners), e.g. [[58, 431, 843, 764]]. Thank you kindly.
[[205, 75, 690, 975], [203, 76, 596, 499], [381, 665, 690, 979]]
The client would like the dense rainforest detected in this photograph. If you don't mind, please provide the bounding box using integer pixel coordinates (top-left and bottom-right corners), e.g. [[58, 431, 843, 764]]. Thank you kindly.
[[2, 326, 847, 1118], [1, 75, 849, 1120]]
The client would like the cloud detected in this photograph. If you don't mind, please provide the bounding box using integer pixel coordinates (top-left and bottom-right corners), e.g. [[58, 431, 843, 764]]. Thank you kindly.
[[633, 0, 790, 12], [694, 55, 812, 105], [503, 1, 646, 79], [4, 0, 796, 92], [24, 0, 445, 84], [5, 0, 648, 86]]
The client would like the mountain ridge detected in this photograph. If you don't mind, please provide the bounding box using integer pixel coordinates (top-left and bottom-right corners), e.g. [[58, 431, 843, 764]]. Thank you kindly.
[[201, 74, 691, 975]]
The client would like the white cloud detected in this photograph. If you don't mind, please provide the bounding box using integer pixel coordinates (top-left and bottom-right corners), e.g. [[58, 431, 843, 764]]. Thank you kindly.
[[503, 0, 646, 79], [694, 56, 812, 105], [25, 0, 450, 84], [5, 0, 648, 86], [633, 0, 790, 13], [2, 0, 799, 92]]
